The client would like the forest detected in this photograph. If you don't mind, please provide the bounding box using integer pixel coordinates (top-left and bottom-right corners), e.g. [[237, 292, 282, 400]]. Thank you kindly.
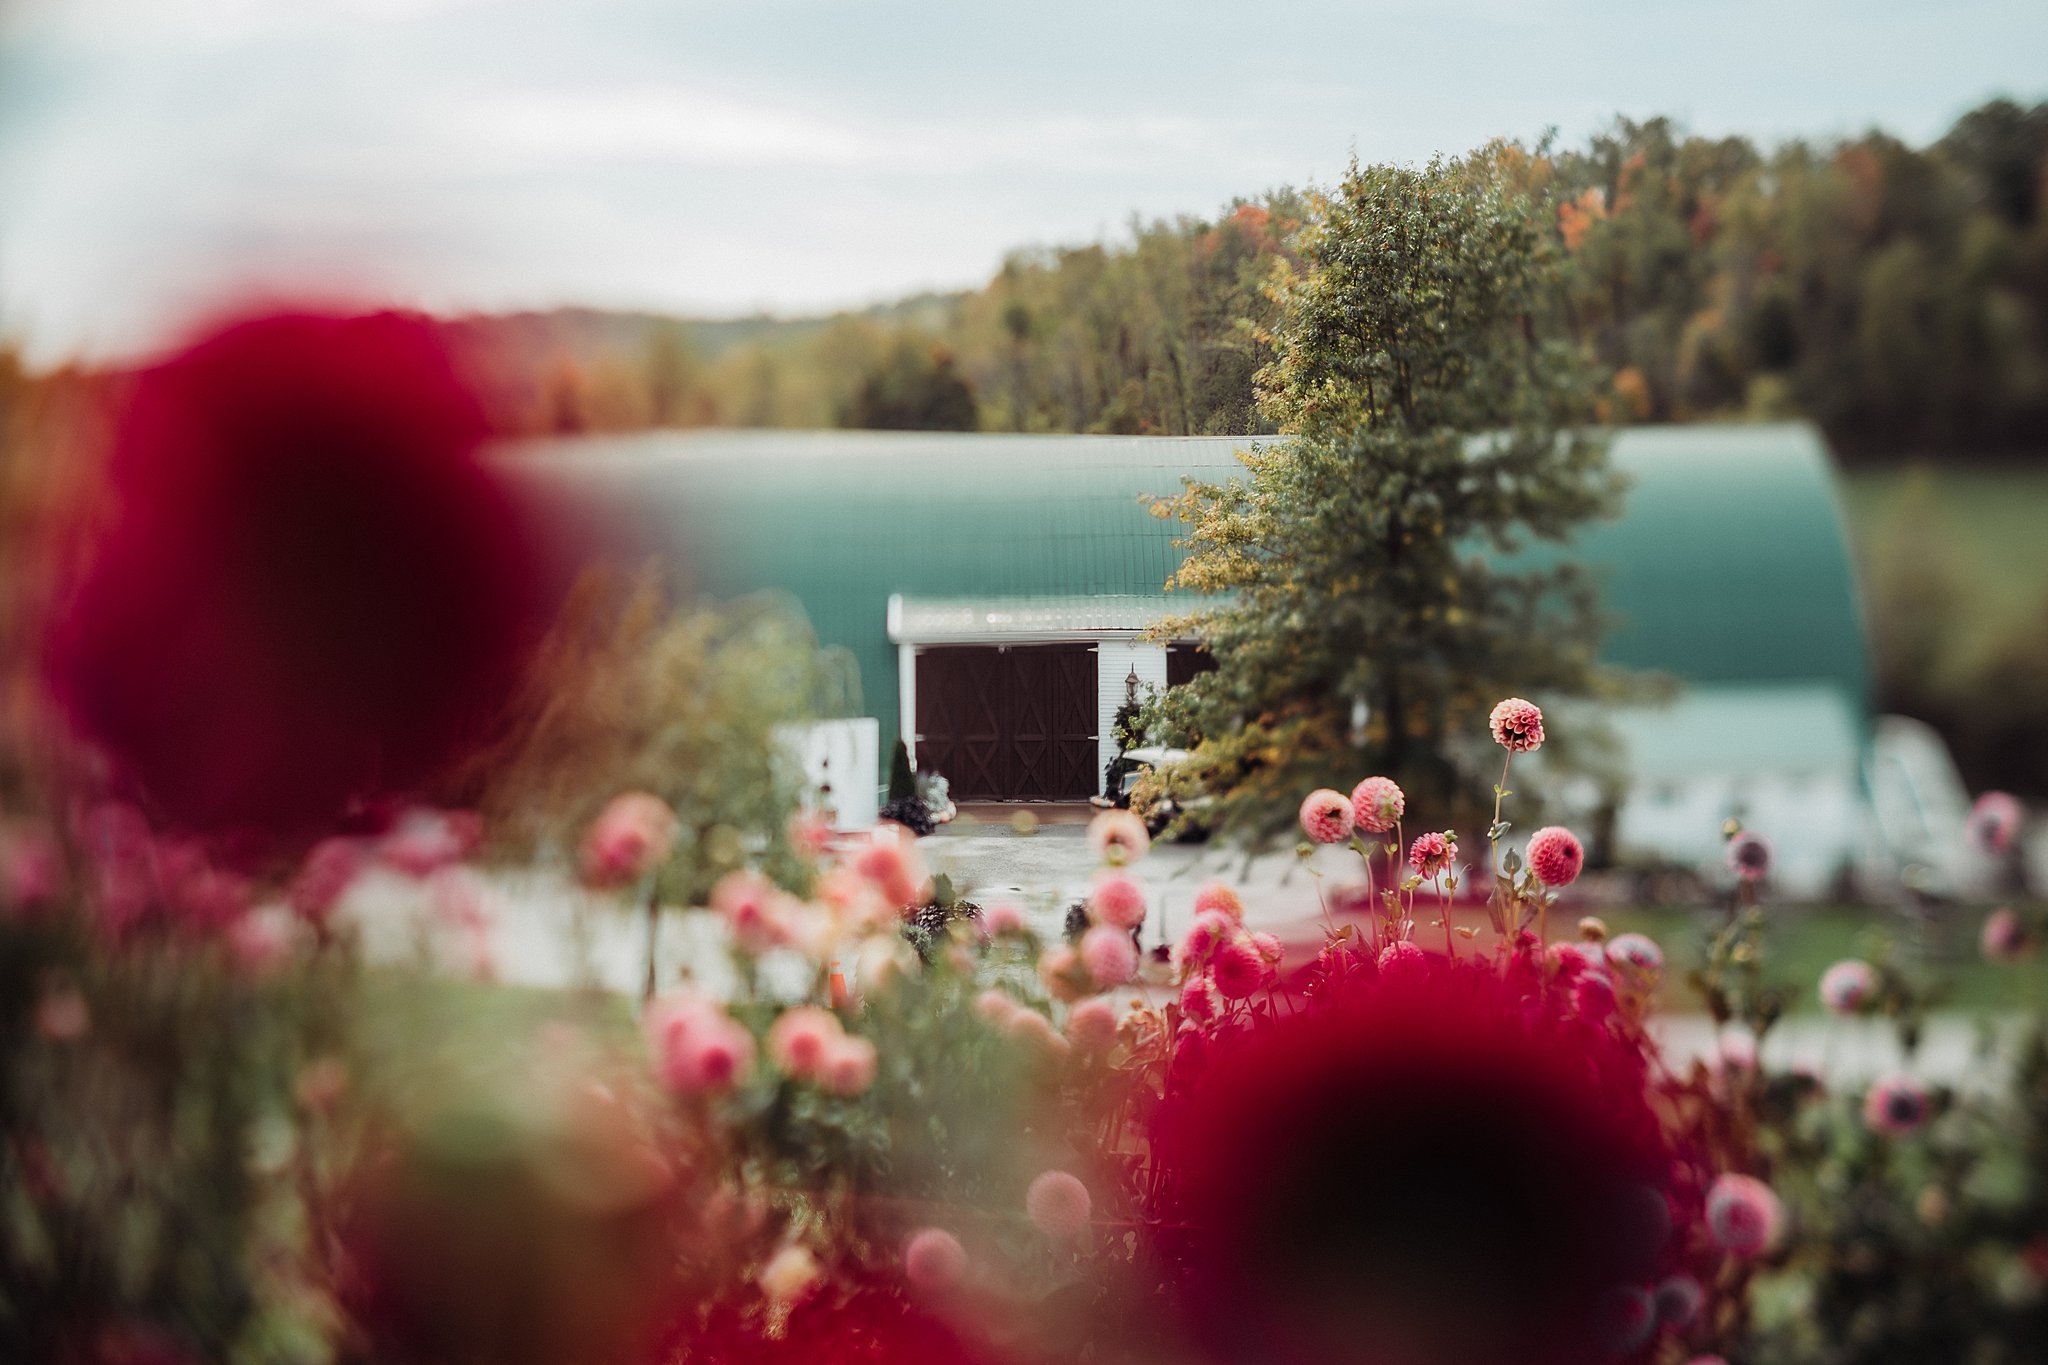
[[469, 99, 2048, 466]]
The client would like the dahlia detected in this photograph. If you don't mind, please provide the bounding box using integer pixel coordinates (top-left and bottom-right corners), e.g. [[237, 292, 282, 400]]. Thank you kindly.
[[1726, 829, 1772, 882], [46, 310, 549, 840], [1968, 790, 2024, 855], [1211, 933, 1268, 1000], [1299, 788, 1355, 844], [1605, 933, 1664, 981], [710, 869, 793, 955], [767, 1006, 842, 1080], [1066, 997, 1120, 1052], [974, 988, 1019, 1026], [1091, 872, 1148, 930], [1080, 924, 1140, 987], [1408, 830, 1457, 879], [819, 1034, 879, 1097], [852, 828, 929, 908], [1087, 808, 1151, 865], [1818, 959, 1877, 1014], [1349, 776, 1406, 834], [1525, 826, 1584, 887], [1025, 1170, 1092, 1239], [1704, 1173, 1783, 1257], [1862, 1073, 1931, 1136], [1192, 882, 1245, 921], [1179, 909, 1237, 967], [1375, 939, 1428, 980], [1982, 906, 2029, 960], [1488, 697, 1545, 752], [1164, 966, 1676, 1365], [902, 1228, 969, 1294], [1179, 974, 1224, 1023], [981, 900, 1026, 936], [1250, 931, 1285, 966], [578, 792, 678, 889]]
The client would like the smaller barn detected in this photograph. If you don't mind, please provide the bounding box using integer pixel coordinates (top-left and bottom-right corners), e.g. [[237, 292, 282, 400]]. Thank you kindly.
[[519, 423, 1886, 894]]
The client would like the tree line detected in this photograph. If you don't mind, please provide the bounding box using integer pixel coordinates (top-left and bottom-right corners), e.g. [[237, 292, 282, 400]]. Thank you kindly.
[[476, 98, 2048, 464]]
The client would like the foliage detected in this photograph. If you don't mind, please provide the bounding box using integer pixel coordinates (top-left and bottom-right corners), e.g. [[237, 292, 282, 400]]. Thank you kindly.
[[885, 740, 916, 804], [837, 340, 977, 431], [443, 567, 859, 904], [1144, 148, 1622, 838]]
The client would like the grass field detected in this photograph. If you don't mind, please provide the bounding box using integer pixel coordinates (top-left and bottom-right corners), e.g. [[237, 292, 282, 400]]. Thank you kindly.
[[1603, 901, 2048, 1014], [1838, 465, 2048, 658]]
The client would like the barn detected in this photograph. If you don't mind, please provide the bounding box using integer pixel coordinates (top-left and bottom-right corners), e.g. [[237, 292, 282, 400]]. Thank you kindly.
[[518, 423, 1879, 889]]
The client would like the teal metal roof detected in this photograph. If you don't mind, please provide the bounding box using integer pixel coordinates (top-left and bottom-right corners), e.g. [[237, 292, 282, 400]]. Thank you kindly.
[[512, 423, 1870, 762]]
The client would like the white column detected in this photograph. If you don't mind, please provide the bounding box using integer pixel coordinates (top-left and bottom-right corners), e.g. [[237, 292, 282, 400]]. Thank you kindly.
[[897, 641, 919, 770], [1093, 640, 1169, 798]]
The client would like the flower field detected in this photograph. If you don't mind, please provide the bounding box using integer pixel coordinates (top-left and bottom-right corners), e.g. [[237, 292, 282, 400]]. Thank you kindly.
[[1, 312, 2044, 1365]]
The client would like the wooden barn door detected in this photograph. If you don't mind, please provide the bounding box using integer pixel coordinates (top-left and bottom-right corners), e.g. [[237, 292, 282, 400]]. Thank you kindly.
[[915, 645, 1097, 800]]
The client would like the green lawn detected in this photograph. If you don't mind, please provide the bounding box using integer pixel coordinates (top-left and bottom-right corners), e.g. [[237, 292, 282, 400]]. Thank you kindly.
[[1603, 901, 2048, 1014], [1837, 465, 2048, 659]]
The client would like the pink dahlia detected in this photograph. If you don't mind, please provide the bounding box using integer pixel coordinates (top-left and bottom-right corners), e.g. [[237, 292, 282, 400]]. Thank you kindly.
[[1179, 974, 1223, 1023], [1376, 939, 1428, 980], [1211, 933, 1269, 1000], [852, 830, 928, 908], [1818, 959, 1877, 1014], [1090, 872, 1148, 930], [1605, 933, 1664, 981], [1039, 944, 1082, 1002], [1525, 826, 1585, 888], [1025, 1170, 1092, 1239], [1704, 1173, 1783, 1257], [1005, 1007, 1070, 1059], [1863, 1073, 1931, 1136], [1192, 882, 1244, 921], [1250, 931, 1285, 966], [1086, 808, 1151, 865], [902, 1227, 968, 1294], [1726, 829, 1772, 882], [1968, 790, 2024, 854], [1982, 906, 2030, 961], [646, 996, 756, 1094], [1299, 788, 1355, 844], [1489, 697, 1545, 752], [767, 1005, 842, 1080], [980, 900, 1026, 936], [1349, 776, 1406, 834], [819, 1034, 879, 1097], [287, 835, 369, 925], [1065, 997, 1119, 1052], [1408, 830, 1457, 879], [1179, 909, 1237, 967], [974, 988, 1019, 1026], [710, 869, 792, 955], [1080, 924, 1139, 987], [1571, 970, 1618, 1023], [579, 792, 678, 889]]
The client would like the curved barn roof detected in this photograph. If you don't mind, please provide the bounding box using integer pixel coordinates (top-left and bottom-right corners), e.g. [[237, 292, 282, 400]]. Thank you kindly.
[[513, 422, 1869, 754]]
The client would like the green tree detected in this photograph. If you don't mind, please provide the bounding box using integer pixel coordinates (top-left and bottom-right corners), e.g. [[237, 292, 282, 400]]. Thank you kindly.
[[1146, 148, 1622, 839]]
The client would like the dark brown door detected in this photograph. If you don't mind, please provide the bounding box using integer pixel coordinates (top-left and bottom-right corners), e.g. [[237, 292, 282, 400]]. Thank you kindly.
[[915, 645, 1097, 800]]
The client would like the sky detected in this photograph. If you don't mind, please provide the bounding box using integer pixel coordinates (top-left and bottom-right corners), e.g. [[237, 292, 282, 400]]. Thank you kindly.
[[0, 0, 2044, 363]]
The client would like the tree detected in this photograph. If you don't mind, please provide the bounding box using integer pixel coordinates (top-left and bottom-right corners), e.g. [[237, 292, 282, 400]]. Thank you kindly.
[[839, 339, 979, 430], [1146, 147, 1622, 840]]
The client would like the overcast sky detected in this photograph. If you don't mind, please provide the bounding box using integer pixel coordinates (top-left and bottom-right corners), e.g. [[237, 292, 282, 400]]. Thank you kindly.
[[1, 0, 2043, 363]]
